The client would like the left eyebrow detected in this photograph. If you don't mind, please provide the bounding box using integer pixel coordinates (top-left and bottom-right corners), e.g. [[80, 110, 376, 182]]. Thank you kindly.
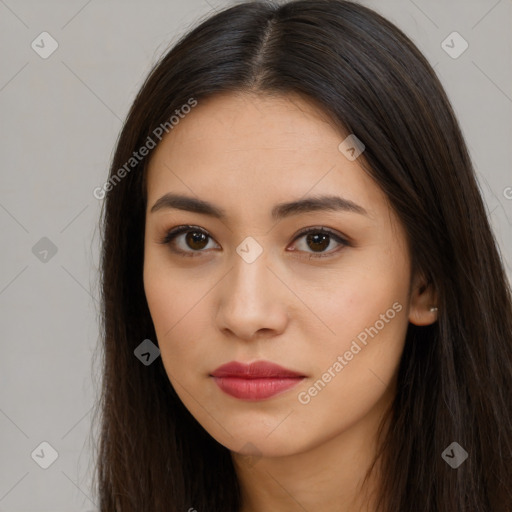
[[149, 193, 369, 220]]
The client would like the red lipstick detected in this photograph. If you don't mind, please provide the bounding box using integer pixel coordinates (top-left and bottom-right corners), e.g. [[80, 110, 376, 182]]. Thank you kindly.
[[210, 361, 305, 401]]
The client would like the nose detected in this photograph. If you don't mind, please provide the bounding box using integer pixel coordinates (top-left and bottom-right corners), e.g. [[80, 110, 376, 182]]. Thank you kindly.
[[215, 251, 290, 342]]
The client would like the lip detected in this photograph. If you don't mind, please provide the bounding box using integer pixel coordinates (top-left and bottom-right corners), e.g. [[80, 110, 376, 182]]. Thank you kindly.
[[210, 361, 306, 401]]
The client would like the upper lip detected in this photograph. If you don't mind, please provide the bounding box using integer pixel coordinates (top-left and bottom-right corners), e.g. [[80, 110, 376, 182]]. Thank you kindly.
[[210, 361, 305, 379]]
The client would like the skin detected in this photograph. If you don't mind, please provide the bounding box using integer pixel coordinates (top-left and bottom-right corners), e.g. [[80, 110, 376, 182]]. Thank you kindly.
[[143, 91, 437, 512]]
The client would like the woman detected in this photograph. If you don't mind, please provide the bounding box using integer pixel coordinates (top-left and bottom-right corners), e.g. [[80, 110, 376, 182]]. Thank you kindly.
[[93, 1, 512, 510]]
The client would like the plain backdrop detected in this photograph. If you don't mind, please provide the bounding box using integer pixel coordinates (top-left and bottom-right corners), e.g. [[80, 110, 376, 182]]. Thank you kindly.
[[0, 0, 511, 510]]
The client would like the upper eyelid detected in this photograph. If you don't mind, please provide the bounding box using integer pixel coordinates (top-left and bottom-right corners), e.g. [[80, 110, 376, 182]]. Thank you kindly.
[[293, 226, 348, 241], [162, 225, 349, 250], [163, 225, 346, 240]]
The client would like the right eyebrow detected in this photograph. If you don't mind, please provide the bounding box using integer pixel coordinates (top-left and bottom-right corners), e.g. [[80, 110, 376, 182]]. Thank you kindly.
[[150, 192, 369, 221]]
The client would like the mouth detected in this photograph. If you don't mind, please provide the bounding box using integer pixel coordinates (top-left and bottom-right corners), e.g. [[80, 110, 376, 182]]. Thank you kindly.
[[209, 360, 306, 401]]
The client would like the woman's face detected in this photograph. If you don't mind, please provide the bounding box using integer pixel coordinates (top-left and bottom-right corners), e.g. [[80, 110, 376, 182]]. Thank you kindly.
[[143, 91, 432, 458]]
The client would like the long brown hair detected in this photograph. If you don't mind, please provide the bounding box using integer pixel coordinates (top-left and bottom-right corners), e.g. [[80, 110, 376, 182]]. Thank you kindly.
[[92, 1, 512, 510]]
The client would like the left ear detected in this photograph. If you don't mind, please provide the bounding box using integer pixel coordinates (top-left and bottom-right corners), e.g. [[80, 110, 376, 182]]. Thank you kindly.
[[408, 272, 439, 326]]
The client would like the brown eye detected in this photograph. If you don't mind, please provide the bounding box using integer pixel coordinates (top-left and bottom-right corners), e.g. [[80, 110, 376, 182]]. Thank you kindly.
[[290, 227, 349, 258], [184, 231, 209, 250], [160, 225, 349, 259], [160, 225, 219, 257], [305, 232, 330, 252]]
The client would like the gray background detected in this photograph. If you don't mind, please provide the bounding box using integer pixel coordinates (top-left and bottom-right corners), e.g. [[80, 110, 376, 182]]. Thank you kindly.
[[0, 0, 510, 510]]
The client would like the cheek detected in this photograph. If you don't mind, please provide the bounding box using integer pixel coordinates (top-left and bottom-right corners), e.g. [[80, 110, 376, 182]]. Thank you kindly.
[[303, 291, 408, 398], [294, 255, 410, 413], [144, 271, 178, 338], [289, 304, 408, 450], [304, 257, 409, 351], [143, 247, 199, 334], [143, 261, 212, 381]]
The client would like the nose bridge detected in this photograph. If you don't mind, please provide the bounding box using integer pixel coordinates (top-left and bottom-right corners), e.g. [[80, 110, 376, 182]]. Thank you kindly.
[[216, 240, 288, 339], [227, 243, 274, 308]]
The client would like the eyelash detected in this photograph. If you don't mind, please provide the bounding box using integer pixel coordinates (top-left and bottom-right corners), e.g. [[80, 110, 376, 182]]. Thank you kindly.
[[158, 225, 350, 259]]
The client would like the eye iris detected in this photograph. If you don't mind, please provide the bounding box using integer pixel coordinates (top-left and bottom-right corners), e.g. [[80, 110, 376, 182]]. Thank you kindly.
[[186, 231, 208, 250], [306, 233, 329, 252], [179, 230, 334, 252]]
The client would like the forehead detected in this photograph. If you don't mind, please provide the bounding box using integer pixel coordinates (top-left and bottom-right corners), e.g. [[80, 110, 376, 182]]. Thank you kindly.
[[145, 91, 389, 221], [150, 90, 339, 152]]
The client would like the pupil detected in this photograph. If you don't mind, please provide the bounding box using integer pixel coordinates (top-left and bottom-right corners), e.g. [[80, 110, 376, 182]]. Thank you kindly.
[[183, 232, 330, 252], [186, 231, 208, 250], [307, 233, 329, 252]]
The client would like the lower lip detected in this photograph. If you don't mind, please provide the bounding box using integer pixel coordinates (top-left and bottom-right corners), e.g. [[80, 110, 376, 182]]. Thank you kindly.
[[211, 376, 304, 400]]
